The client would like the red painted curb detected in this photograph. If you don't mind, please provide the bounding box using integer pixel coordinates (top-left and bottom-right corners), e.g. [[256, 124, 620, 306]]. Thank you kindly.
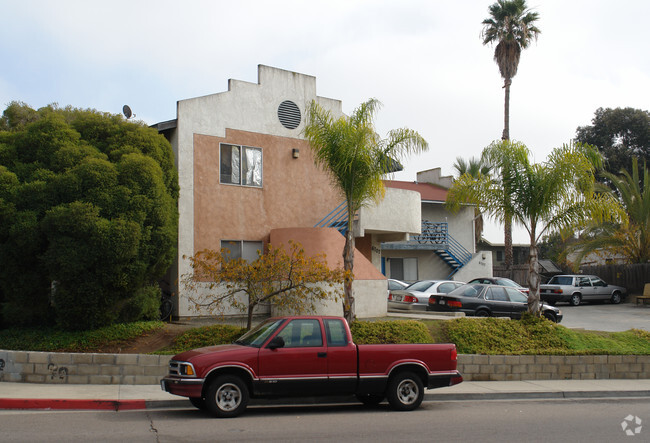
[[0, 398, 147, 411]]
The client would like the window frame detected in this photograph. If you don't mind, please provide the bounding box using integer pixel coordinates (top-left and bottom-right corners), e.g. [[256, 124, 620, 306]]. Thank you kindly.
[[219, 143, 263, 188]]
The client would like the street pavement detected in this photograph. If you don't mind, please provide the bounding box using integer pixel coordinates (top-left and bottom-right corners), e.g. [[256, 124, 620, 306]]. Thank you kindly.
[[2, 379, 650, 411]]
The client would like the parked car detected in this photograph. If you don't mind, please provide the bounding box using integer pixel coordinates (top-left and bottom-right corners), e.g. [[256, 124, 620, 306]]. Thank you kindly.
[[427, 283, 563, 323], [388, 278, 408, 291], [540, 274, 627, 306], [468, 277, 529, 294], [388, 280, 465, 311], [161, 315, 463, 417]]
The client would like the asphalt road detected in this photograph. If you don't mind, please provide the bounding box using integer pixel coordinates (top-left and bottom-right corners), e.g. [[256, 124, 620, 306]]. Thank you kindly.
[[1, 398, 648, 442], [555, 300, 650, 332]]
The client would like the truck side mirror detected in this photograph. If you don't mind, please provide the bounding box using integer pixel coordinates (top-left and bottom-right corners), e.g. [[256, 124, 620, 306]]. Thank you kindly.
[[267, 336, 285, 350]]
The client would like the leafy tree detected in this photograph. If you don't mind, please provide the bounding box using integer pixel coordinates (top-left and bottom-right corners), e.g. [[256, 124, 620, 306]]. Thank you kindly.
[[562, 158, 649, 267], [0, 102, 179, 330], [303, 98, 428, 322], [575, 107, 650, 179], [182, 242, 345, 330], [446, 140, 623, 315], [453, 156, 492, 246], [481, 0, 541, 272]]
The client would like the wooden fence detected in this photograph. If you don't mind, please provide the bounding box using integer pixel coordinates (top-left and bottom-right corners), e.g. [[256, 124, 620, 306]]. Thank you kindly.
[[494, 263, 650, 295]]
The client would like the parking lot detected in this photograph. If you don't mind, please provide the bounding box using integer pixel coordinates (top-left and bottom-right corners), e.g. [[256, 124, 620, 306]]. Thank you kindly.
[[390, 299, 650, 332], [556, 299, 650, 332]]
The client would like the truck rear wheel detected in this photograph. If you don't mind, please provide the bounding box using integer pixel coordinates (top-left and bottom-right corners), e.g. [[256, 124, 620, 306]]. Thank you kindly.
[[205, 375, 249, 418], [386, 371, 424, 411]]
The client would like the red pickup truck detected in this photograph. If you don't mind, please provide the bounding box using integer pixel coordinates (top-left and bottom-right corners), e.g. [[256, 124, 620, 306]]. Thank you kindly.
[[161, 315, 462, 417]]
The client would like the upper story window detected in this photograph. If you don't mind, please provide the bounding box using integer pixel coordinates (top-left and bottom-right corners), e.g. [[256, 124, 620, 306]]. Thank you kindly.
[[220, 143, 262, 187], [221, 240, 263, 262]]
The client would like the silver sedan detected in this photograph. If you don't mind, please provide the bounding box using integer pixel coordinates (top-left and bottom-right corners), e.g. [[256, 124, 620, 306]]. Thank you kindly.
[[388, 280, 465, 311]]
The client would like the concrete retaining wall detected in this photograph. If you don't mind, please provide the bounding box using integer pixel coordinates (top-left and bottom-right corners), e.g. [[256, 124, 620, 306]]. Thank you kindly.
[[1, 350, 649, 384], [0, 350, 171, 384], [458, 354, 650, 381]]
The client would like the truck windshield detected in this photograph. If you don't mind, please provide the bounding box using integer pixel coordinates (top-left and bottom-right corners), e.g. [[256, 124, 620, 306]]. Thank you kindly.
[[234, 318, 286, 348]]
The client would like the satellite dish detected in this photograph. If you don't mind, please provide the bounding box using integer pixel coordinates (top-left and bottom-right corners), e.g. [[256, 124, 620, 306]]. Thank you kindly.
[[122, 105, 133, 119]]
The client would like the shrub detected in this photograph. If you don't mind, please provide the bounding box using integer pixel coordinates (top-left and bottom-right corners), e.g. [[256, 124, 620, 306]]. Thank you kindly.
[[158, 324, 246, 354], [350, 320, 432, 344]]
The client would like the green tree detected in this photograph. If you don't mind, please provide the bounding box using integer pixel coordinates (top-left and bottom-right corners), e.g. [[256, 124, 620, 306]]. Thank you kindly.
[[183, 242, 345, 330], [452, 156, 492, 246], [0, 102, 179, 330], [304, 99, 428, 322], [446, 140, 623, 314], [562, 158, 649, 267], [575, 107, 650, 179], [481, 0, 541, 273]]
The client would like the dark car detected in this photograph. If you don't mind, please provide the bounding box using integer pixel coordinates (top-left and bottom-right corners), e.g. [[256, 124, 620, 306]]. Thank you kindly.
[[468, 277, 529, 295], [427, 283, 562, 323]]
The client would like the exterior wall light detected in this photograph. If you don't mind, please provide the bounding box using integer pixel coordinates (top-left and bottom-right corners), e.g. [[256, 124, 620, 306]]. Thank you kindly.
[[292, 148, 300, 159]]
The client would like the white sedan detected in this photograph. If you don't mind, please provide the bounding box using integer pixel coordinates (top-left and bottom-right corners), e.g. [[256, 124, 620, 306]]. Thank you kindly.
[[388, 280, 465, 311]]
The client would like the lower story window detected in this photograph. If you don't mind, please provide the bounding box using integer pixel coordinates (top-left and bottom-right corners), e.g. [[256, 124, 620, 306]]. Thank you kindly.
[[221, 240, 263, 262], [389, 257, 418, 281]]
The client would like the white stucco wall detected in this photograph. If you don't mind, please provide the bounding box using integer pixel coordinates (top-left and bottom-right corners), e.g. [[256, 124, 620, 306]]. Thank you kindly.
[[172, 65, 343, 317]]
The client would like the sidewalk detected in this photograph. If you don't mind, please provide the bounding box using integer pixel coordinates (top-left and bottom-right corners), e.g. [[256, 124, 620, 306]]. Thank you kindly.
[[2, 379, 650, 411]]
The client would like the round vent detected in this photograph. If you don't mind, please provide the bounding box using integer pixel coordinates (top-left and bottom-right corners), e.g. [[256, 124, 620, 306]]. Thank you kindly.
[[278, 100, 301, 130]]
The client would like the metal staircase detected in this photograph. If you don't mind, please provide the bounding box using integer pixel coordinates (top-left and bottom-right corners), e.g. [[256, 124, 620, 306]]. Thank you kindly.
[[314, 202, 354, 235], [412, 221, 472, 278]]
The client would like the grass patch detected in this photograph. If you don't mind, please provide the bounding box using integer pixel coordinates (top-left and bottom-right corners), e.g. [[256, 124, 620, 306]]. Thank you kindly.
[[0, 321, 164, 353], [156, 324, 245, 355]]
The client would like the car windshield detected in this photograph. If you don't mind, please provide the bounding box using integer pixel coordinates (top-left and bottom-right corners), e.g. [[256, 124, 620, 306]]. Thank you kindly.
[[495, 278, 520, 287], [548, 276, 573, 285], [234, 318, 286, 348], [405, 281, 434, 292]]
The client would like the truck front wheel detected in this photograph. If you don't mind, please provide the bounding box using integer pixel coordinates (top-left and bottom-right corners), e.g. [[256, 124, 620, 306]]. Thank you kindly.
[[205, 375, 249, 418], [386, 371, 424, 411]]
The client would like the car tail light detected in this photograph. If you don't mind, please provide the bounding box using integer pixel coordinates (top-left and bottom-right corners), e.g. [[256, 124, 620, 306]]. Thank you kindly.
[[403, 295, 417, 303], [550, 289, 563, 294], [388, 293, 393, 300], [429, 296, 437, 304], [451, 347, 457, 362], [447, 300, 463, 308]]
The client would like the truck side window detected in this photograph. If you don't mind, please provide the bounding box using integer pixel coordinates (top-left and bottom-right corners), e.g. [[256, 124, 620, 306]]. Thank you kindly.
[[324, 319, 348, 347], [276, 319, 323, 348]]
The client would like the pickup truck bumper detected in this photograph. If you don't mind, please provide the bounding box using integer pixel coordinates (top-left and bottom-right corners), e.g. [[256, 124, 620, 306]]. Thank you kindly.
[[161, 376, 204, 398], [428, 371, 463, 389]]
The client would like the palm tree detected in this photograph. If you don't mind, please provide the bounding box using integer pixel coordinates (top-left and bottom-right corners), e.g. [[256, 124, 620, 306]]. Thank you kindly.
[[482, 0, 540, 274], [446, 140, 623, 314], [453, 156, 492, 246], [482, 0, 541, 141], [563, 158, 649, 266], [304, 99, 428, 322]]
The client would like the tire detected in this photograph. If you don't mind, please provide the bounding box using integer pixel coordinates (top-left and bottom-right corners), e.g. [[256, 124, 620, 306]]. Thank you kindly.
[[356, 393, 384, 407], [569, 294, 581, 306], [386, 371, 424, 411], [189, 397, 207, 410], [205, 375, 249, 418], [543, 311, 557, 323], [475, 309, 490, 318], [610, 292, 622, 304]]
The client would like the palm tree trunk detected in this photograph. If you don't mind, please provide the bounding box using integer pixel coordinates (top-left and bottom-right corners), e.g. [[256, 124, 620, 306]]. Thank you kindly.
[[527, 240, 541, 315], [502, 77, 513, 275], [343, 229, 355, 323]]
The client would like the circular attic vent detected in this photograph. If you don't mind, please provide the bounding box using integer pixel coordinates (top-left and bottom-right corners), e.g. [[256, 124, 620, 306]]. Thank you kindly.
[[278, 100, 301, 130]]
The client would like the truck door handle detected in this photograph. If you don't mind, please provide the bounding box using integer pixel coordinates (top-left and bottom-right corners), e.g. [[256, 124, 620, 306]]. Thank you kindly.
[[317, 352, 327, 358]]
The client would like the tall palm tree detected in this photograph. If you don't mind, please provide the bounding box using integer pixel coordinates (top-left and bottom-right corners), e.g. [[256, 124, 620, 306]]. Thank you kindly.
[[482, 0, 541, 141], [446, 140, 623, 314], [482, 0, 540, 274], [563, 158, 649, 266], [304, 99, 428, 322], [453, 156, 492, 246]]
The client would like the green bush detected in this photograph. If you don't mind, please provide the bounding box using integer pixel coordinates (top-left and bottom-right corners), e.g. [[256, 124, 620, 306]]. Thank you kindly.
[[118, 284, 161, 323], [0, 321, 163, 352], [350, 320, 432, 344]]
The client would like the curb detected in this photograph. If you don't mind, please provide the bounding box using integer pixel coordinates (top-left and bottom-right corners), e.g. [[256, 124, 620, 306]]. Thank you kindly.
[[4, 390, 650, 411]]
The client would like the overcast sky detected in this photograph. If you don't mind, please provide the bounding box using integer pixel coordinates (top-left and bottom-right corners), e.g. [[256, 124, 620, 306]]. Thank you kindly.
[[2, 0, 648, 243]]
